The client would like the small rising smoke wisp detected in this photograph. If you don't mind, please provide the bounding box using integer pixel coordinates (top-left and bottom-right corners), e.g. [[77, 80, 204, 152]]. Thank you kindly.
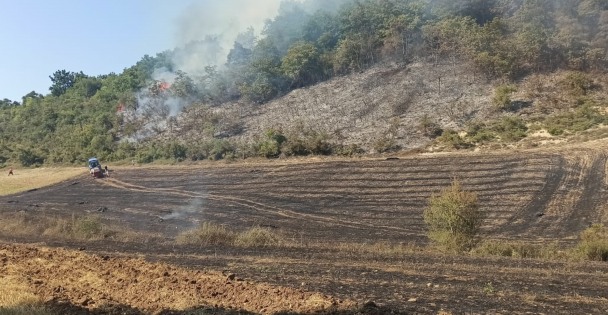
[[162, 197, 205, 221]]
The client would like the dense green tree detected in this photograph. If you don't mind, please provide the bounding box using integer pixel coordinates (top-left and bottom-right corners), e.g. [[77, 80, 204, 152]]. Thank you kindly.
[[281, 41, 323, 87], [49, 70, 76, 96]]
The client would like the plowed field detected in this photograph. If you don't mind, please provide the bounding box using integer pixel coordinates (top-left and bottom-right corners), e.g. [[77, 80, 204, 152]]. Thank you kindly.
[[2, 146, 608, 314]]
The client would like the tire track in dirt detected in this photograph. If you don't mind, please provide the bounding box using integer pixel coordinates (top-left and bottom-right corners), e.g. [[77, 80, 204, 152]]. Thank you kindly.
[[567, 151, 608, 234], [100, 178, 417, 234], [494, 155, 566, 236]]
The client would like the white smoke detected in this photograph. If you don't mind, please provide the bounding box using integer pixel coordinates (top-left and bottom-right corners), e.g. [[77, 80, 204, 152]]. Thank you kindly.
[[122, 0, 288, 141], [162, 197, 205, 220], [171, 0, 283, 73]]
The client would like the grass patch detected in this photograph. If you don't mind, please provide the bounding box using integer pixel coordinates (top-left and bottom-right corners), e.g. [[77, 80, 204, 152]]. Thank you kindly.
[[0, 167, 86, 196], [574, 224, 608, 261], [177, 223, 284, 248], [235, 227, 282, 247], [543, 103, 608, 136], [0, 212, 161, 242], [333, 241, 421, 259], [176, 222, 236, 246], [0, 277, 55, 315], [472, 240, 561, 259]]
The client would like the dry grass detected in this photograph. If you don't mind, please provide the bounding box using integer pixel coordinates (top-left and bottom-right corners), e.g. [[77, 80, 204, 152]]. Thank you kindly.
[[0, 167, 85, 196], [177, 223, 285, 248], [0, 276, 54, 315], [176, 222, 237, 246], [234, 227, 283, 247], [0, 212, 162, 243]]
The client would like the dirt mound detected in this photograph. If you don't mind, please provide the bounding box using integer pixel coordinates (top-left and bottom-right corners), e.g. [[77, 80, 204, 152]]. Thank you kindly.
[[0, 244, 355, 314]]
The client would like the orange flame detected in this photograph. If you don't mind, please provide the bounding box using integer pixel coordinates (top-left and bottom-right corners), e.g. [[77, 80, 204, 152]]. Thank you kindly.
[[117, 102, 124, 113], [159, 82, 172, 91]]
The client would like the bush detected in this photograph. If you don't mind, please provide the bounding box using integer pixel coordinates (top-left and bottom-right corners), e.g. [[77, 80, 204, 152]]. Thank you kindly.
[[466, 121, 496, 144], [175, 222, 236, 246], [235, 227, 282, 247], [373, 136, 398, 153], [544, 103, 607, 136], [281, 126, 333, 156], [492, 117, 528, 142], [493, 85, 517, 111], [439, 129, 468, 149], [424, 180, 484, 252], [563, 71, 594, 96], [18, 149, 45, 167], [334, 143, 364, 156], [418, 114, 442, 138], [575, 224, 608, 261]]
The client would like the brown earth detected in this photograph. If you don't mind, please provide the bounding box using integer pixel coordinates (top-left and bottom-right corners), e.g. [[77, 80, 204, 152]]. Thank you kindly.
[[2, 145, 608, 314], [0, 244, 356, 315]]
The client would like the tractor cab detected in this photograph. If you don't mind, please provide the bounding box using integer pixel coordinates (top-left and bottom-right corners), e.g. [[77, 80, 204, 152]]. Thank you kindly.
[[88, 158, 104, 178], [88, 158, 101, 169]]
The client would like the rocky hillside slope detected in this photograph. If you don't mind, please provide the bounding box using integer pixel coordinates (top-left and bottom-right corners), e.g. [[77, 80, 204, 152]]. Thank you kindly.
[[173, 59, 496, 152]]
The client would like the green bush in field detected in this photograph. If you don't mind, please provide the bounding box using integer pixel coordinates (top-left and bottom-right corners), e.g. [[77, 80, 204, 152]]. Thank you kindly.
[[575, 224, 608, 261], [424, 180, 484, 252]]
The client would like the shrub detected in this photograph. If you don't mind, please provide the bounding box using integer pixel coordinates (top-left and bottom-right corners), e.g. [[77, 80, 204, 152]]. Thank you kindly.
[[466, 121, 496, 144], [492, 117, 528, 142], [17, 149, 45, 167], [334, 143, 364, 157], [373, 136, 398, 153], [418, 114, 442, 138], [235, 227, 282, 247], [424, 180, 484, 252], [563, 71, 593, 96], [493, 85, 517, 111], [544, 103, 607, 136], [281, 126, 333, 156], [575, 224, 608, 261], [439, 129, 468, 149], [176, 222, 236, 246]]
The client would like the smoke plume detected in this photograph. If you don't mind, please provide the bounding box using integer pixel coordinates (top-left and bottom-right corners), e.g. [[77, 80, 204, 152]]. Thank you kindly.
[[172, 0, 283, 73]]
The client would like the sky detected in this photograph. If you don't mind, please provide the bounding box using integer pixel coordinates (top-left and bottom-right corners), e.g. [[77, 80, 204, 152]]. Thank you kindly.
[[0, 0, 280, 101]]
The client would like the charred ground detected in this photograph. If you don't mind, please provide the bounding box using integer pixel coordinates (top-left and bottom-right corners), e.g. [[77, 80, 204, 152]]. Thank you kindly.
[[2, 145, 608, 314]]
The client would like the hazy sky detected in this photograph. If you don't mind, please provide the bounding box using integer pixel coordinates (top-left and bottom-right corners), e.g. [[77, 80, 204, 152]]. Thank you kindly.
[[0, 0, 279, 101]]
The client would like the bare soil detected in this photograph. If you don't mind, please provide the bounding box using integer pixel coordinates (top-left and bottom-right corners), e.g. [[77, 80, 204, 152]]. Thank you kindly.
[[0, 244, 355, 315], [2, 146, 608, 314]]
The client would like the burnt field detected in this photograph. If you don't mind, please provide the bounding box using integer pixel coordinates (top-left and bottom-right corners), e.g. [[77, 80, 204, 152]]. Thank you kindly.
[[3, 148, 607, 242], [2, 148, 608, 314]]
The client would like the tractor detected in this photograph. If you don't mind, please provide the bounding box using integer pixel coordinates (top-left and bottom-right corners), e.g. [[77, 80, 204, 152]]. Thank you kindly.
[[88, 158, 104, 178]]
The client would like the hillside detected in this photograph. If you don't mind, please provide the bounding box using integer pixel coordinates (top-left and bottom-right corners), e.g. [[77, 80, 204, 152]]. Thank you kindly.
[[169, 60, 608, 155], [175, 60, 496, 152]]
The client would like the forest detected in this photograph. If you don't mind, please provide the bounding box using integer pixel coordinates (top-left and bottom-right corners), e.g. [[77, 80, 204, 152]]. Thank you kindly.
[[1, 0, 607, 166]]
